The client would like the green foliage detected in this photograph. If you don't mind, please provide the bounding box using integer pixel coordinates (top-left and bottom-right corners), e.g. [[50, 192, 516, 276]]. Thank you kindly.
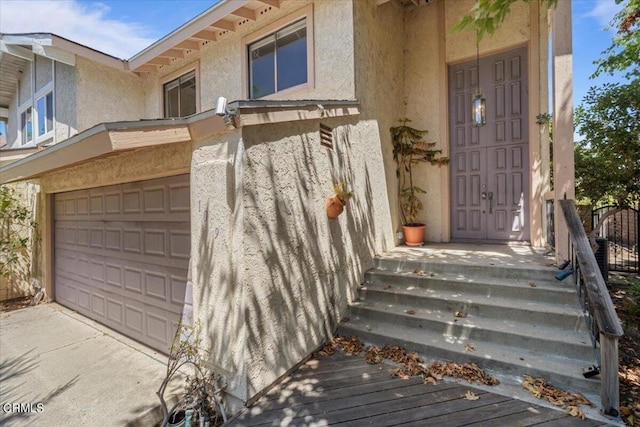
[[574, 80, 640, 207], [451, 0, 557, 40], [0, 185, 37, 279], [333, 181, 354, 203], [390, 119, 449, 225], [593, 0, 640, 78]]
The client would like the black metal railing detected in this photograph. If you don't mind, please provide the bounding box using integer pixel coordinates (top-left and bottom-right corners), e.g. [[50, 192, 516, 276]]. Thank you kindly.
[[560, 200, 624, 417], [592, 205, 639, 273]]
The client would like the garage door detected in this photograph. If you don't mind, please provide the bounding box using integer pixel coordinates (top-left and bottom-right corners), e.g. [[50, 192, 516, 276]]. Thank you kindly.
[[54, 174, 190, 354]]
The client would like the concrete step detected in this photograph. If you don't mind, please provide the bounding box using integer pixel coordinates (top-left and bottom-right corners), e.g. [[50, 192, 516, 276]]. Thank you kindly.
[[347, 298, 593, 360], [373, 257, 562, 283], [365, 269, 577, 305], [337, 318, 600, 398], [358, 283, 587, 330]]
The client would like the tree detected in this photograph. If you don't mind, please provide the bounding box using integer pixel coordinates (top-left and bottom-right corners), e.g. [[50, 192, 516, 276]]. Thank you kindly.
[[593, 0, 640, 78], [574, 80, 640, 208], [452, 0, 556, 40]]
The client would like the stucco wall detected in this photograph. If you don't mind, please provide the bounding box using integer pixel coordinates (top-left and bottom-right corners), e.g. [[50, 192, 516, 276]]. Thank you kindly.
[[189, 131, 246, 410], [54, 62, 78, 143], [353, 0, 406, 241], [76, 57, 146, 131], [240, 117, 393, 398], [35, 56, 53, 92], [143, 0, 355, 118], [18, 63, 31, 106]]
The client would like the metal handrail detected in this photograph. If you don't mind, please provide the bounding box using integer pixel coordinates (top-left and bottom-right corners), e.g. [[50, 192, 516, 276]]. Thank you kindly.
[[559, 200, 624, 417]]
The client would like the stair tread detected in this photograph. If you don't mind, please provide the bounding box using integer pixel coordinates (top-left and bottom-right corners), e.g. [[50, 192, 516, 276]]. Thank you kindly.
[[338, 319, 599, 394], [366, 268, 575, 293], [359, 283, 584, 316], [348, 298, 593, 348]]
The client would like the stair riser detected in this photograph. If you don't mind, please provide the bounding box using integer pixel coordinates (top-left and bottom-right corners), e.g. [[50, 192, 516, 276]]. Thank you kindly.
[[374, 259, 562, 282], [347, 305, 593, 361], [365, 273, 577, 305], [358, 289, 587, 331], [337, 324, 599, 397]]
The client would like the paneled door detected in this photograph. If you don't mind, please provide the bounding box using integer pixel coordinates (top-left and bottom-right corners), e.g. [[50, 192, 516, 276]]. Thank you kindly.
[[449, 46, 529, 242]]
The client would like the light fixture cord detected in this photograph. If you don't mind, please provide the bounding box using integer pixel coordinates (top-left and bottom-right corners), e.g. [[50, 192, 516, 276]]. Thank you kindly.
[[476, 30, 481, 96]]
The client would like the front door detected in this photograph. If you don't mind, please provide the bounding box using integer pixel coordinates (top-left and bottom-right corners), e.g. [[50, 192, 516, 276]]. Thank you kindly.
[[449, 46, 529, 242]]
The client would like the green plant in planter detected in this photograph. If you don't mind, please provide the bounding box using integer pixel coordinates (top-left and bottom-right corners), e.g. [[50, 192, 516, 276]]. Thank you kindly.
[[390, 118, 449, 226], [333, 181, 354, 203]]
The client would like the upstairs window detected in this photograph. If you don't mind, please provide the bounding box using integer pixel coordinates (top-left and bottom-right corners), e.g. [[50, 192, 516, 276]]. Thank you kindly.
[[163, 70, 197, 118], [248, 18, 308, 99], [36, 92, 53, 137], [20, 107, 33, 145]]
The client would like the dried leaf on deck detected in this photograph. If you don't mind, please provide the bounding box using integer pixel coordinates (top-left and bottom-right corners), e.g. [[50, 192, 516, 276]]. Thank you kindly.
[[522, 375, 594, 411], [331, 336, 364, 355], [529, 282, 537, 287], [465, 344, 476, 352], [405, 309, 416, 315], [383, 284, 393, 290], [413, 269, 427, 276], [454, 311, 467, 318], [464, 390, 480, 400]]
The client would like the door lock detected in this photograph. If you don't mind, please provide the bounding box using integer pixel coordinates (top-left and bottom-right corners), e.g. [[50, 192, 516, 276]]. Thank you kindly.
[[481, 192, 487, 199]]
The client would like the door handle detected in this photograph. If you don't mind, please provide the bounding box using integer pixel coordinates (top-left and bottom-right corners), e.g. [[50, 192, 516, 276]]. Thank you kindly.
[[487, 192, 493, 213], [481, 192, 487, 199]]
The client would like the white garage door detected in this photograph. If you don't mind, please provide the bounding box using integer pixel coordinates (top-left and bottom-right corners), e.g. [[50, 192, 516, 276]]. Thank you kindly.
[[54, 174, 190, 354]]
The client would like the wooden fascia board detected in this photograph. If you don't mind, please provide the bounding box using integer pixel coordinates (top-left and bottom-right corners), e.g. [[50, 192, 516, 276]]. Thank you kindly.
[[0, 41, 34, 61], [109, 125, 192, 150], [50, 35, 126, 70], [135, 64, 159, 73], [0, 131, 113, 183], [32, 44, 76, 66], [187, 115, 230, 140], [237, 105, 360, 127], [127, 0, 252, 70]]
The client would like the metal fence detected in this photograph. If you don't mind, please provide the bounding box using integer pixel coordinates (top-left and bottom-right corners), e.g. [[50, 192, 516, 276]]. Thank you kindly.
[[592, 206, 639, 273]]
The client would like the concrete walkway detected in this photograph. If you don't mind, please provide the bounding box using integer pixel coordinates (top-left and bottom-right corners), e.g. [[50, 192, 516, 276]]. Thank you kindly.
[[0, 303, 172, 426]]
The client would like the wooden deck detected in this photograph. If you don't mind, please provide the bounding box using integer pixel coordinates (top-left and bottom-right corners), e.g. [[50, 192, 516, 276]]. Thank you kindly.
[[227, 351, 610, 426]]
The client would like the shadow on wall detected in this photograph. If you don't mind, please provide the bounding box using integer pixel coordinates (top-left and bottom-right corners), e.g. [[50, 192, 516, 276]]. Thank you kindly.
[[239, 117, 380, 397]]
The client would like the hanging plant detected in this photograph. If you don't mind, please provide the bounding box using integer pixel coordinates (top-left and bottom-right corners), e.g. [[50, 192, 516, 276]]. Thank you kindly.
[[326, 181, 353, 219]]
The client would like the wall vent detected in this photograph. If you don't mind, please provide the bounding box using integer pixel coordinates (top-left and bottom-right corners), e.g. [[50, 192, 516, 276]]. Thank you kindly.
[[320, 124, 333, 149]]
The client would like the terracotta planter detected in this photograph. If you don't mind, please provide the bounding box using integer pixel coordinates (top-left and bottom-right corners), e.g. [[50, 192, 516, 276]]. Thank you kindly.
[[403, 223, 425, 246], [326, 196, 345, 219]]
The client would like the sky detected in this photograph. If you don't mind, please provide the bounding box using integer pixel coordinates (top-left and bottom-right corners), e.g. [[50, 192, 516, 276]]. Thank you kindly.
[[0, 0, 627, 120]]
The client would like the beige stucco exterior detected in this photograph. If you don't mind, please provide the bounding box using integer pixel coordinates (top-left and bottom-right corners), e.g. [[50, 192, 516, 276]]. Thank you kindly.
[[0, 0, 565, 414], [143, 0, 356, 117], [356, 0, 550, 246]]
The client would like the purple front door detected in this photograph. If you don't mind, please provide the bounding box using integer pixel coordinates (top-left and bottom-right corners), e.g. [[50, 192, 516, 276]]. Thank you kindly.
[[449, 46, 530, 242]]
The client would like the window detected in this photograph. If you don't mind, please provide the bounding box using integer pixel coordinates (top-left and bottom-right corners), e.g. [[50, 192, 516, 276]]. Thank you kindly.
[[163, 71, 197, 118], [36, 92, 53, 137], [248, 18, 307, 99], [20, 107, 33, 145]]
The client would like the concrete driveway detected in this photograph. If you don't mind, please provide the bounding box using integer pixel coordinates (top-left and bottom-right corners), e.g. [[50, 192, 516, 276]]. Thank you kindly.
[[0, 303, 174, 426]]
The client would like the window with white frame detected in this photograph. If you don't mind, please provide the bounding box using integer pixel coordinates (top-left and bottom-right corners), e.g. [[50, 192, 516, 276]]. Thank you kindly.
[[36, 91, 53, 138], [163, 70, 197, 118], [19, 106, 33, 146], [248, 18, 308, 99]]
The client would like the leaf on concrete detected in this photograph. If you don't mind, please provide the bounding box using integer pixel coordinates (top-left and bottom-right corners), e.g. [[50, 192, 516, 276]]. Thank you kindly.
[[413, 269, 427, 276], [465, 344, 476, 352], [405, 309, 416, 315], [454, 311, 467, 318], [529, 282, 537, 287], [329, 336, 365, 355], [464, 390, 480, 400], [383, 284, 393, 290]]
